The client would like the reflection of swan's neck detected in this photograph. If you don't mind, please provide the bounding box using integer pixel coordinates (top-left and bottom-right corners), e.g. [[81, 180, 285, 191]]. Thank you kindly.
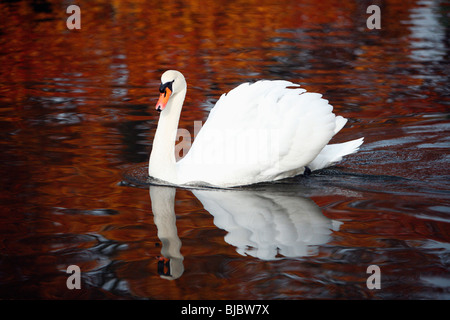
[[149, 186, 184, 280], [148, 86, 186, 183]]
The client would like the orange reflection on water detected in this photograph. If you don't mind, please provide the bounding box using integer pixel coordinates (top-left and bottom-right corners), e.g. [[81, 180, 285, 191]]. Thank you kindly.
[[0, 0, 448, 299]]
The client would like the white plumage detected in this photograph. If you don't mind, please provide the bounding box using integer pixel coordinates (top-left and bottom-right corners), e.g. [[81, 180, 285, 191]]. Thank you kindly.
[[149, 70, 363, 187]]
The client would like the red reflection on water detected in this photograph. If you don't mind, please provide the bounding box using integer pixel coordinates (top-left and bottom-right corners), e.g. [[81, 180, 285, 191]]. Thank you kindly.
[[0, 0, 448, 299]]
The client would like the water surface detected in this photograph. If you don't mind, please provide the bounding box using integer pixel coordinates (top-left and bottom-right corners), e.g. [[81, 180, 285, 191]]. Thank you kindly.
[[0, 0, 449, 299]]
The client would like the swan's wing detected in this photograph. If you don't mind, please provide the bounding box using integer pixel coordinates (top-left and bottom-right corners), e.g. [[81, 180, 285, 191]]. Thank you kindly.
[[178, 80, 339, 186]]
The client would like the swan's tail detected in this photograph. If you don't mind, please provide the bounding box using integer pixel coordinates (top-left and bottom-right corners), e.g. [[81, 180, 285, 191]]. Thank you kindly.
[[307, 137, 364, 171]]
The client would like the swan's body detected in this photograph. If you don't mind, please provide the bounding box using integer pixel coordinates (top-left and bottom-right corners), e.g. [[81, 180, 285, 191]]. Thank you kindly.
[[149, 70, 363, 187]]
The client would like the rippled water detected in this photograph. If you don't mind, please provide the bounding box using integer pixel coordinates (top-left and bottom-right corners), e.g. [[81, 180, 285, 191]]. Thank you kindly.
[[0, 0, 449, 300]]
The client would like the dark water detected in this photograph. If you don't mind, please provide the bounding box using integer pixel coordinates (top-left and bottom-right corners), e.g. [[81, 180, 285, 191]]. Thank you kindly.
[[0, 0, 449, 300]]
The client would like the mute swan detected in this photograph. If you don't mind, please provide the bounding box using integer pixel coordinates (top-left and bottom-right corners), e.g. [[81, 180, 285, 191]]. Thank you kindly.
[[149, 70, 363, 187]]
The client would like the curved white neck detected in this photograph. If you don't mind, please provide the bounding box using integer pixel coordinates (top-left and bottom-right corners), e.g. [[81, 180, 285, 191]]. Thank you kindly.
[[148, 86, 186, 183]]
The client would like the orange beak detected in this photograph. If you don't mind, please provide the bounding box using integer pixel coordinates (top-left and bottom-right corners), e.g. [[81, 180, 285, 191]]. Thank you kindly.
[[156, 87, 172, 112], [157, 256, 171, 276]]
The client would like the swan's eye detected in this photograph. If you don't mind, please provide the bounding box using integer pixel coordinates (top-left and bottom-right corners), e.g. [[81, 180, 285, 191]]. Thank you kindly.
[[159, 80, 175, 94]]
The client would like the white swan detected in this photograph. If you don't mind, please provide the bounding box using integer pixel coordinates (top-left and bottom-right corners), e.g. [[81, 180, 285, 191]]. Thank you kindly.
[[149, 70, 363, 187]]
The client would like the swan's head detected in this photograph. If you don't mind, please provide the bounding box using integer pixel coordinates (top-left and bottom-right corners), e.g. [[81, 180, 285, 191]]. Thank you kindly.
[[155, 70, 186, 112], [157, 256, 184, 280]]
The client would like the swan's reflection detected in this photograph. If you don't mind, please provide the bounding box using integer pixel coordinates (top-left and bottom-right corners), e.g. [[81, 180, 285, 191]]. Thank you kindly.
[[194, 190, 342, 260], [149, 186, 184, 280], [149, 186, 342, 279]]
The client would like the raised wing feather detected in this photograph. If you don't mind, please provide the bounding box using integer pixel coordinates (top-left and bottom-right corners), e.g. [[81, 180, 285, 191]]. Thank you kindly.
[[177, 80, 339, 186]]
